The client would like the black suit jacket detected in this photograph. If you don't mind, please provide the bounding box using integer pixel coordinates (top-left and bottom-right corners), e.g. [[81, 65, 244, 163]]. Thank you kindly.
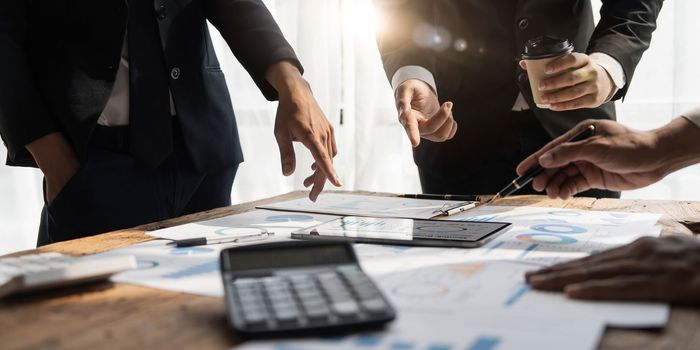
[[374, 0, 662, 175], [0, 0, 301, 172]]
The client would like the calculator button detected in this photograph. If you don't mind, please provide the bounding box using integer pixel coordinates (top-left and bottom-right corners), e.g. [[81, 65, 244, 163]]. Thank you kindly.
[[304, 303, 330, 320], [328, 291, 353, 304], [292, 283, 317, 294], [240, 299, 266, 312], [296, 292, 322, 304], [331, 300, 360, 317], [317, 272, 342, 283], [267, 289, 288, 299], [241, 299, 266, 311], [301, 298, 325, 309], [272, 305, 299, 323], [361, 298, 388, 314], [290, 275, 314, 284], [345, 273, 371, 284], [262, 276, 285, 286], [354, 285, 380, 299], [242, 309, 268, 325]]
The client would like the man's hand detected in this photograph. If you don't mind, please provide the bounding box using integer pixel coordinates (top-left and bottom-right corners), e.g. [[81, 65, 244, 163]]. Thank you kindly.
[[525, 236, 700, 304], [25, 132, 81, 203], [517, 118, 700, 199], [521, 53, 614, 111], [516, 119, 670, 199], [395, 79, 457, 147], [266, 61, 341, 201]]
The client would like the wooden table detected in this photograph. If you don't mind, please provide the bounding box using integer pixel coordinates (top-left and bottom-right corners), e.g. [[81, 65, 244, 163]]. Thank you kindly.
[[2, 191, 700, 349]]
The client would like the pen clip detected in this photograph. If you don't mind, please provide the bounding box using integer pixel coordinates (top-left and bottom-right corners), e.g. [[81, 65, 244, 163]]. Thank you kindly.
[[438, 201, 474, 215]]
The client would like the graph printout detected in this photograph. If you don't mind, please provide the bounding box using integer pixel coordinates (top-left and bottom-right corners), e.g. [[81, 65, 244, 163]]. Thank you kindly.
[[442, 205, 663, 266], [147, 209, 340, 241], [258, 193, 465, 219]]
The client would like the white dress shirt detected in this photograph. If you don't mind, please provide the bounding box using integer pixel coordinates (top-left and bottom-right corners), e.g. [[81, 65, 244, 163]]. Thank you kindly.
[[97, 36, 177, 126], [391, 53, 626, 111], [682, 107, 700, 128]]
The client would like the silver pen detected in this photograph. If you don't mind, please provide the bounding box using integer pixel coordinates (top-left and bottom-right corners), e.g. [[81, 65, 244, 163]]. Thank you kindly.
[[169, 231, 273, 247], [434, 202, 477, 217]]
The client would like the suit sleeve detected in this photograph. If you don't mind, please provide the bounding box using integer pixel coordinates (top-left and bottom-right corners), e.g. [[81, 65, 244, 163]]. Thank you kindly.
[[373, 0, 437, 84], [587, 0, 664, 100], [204, 0, 303, 101], [0, 1, 59, 164]]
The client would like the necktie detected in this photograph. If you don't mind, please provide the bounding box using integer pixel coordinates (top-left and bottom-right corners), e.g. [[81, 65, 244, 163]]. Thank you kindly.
[[127, 0, 173, 167]]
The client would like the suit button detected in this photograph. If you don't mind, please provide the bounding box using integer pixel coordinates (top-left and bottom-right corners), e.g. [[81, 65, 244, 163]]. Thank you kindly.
[[518, 18, 529, 30], [157, 5, 167, 20], [170, 67, 181, 80]]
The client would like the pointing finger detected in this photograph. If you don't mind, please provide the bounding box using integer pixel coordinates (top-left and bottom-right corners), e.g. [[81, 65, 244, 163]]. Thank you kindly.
[[399, 105, 421, 147], [300, 136, 341, 187], [396, 84, 421, 147]]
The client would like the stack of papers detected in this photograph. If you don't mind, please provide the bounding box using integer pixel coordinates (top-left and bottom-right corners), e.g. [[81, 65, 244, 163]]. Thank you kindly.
[[97, 194, 668, 350], [258, 193, 463, 219]]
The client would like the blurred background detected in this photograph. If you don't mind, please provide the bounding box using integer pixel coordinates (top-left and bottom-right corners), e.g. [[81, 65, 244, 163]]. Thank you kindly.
[[2, 0, 699, 254]]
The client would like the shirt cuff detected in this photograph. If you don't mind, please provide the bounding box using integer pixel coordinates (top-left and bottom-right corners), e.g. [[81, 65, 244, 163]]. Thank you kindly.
[[682, 107, 700, 128], [391, 65, 437, 95], [590, 52, 626, 101]]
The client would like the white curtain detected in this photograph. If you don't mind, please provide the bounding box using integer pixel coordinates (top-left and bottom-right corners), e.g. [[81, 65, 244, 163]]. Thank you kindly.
[[1, 0, 698, 254], [0, 147, 43, 254], [219, 0, 420, 206], [600, 1, 700, 200]]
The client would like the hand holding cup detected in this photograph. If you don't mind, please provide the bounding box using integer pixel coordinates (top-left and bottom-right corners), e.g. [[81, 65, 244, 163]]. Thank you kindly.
[[520, 36, 615, 111]]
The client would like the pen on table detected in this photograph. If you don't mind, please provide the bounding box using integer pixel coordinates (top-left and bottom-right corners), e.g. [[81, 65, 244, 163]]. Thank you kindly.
[[434, 201, 478, 217], [487, 124, 597, 204], [168, 231, 273, 247], [399, 193, 481, 202]]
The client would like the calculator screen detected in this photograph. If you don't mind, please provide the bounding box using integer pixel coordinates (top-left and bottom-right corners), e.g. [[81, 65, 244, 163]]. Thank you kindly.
[[224, 244, 354, 271]]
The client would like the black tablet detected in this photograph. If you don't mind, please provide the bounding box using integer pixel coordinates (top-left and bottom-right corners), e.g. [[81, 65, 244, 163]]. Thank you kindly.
[[291, 216, 511, 248]]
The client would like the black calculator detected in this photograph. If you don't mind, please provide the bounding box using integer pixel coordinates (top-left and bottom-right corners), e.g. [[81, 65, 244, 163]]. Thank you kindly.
[[220, 241, 396, 337]]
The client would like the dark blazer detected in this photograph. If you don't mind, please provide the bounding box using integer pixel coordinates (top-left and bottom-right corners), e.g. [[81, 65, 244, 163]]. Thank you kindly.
[[374, 0, 662, 176], [0, 0, 302, 172]]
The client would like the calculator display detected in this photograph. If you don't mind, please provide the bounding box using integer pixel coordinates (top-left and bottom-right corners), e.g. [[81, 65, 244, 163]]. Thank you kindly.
[[224, 244, 354, 271]]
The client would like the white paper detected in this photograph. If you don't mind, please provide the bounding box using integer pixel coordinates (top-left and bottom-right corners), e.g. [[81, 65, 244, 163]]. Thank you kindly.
[[257, 193, 465, 219], [447, 205, 661, 227], [101, 210, 340, 296], [439, 205, 662, 266], [374, 261, 668, 329], [147, 209, 340, 240], [235, 312, 606, 350], [98, 240, 229, 296]]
